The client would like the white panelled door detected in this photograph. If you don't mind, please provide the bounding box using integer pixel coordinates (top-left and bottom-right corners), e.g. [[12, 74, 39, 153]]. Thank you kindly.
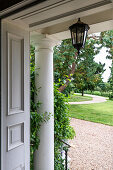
[[1, 20, 30, 170]]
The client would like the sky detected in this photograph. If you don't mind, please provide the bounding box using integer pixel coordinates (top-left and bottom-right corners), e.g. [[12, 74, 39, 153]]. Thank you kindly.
[[94, 47, 112, 82]]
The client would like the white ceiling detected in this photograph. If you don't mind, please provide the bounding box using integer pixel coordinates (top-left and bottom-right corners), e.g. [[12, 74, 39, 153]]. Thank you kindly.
[[3, 0, 113, 40]]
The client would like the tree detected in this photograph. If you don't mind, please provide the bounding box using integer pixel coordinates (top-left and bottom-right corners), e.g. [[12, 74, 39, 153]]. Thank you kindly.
[[54, 39, 78, 94], [98, 82, 111, 92], [73, 38, 105, 96], [54, 36, 105, 95], [100, 30, 113, 94]]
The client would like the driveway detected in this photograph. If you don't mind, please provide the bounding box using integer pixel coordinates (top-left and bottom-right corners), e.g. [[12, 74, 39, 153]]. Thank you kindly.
[[68, 94, 107, 105], [68, 119, 113, 170]]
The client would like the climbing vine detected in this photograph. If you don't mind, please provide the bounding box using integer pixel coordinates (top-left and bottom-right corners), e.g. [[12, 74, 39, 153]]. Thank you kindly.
[[30, 46, 50, 169], [30, 45, 75, 170], [54, 84, 75, 169]]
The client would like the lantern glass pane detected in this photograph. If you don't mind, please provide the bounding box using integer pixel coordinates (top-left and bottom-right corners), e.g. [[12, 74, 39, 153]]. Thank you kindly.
[[71, 28, 77, 45], [77, 27, 84, 45], [83, 30, 87, 47], [69, 19, 89, 52], [77, 32, 81, 44], [72, 31, 76, 45]]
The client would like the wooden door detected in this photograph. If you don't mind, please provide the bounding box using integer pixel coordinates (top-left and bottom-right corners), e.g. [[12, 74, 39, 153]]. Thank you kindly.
[[1, 20, 30, 170]]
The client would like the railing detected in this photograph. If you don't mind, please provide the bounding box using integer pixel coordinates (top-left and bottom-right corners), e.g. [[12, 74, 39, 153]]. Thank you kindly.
[[60, 139, 71, 170]]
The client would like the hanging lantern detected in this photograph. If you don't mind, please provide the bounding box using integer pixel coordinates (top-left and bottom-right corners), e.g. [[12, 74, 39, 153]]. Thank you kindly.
[[69, 18, 90, 54]]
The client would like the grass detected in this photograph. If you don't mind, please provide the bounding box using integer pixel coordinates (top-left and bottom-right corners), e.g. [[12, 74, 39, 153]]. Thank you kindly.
[[69, 100, 113, 126], [68, 94, 93, 102]]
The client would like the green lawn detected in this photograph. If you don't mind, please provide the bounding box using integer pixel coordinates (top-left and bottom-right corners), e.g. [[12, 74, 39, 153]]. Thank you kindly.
[[68, 94, 93, 102], [69, 100, 113, 126]]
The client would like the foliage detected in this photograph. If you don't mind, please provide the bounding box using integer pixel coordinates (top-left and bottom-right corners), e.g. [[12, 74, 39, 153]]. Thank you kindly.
[[100, 30, 113, 58], [54, 37, 105, 96], [84, 90, 111, 97], [30, 45, 75, 169], [69, 100, 113, 126], [54, 84, 75, 169], [30, 112, 50, 170], [97, 82, 111, 92], [54, 39, 76, 85], [100, 30, 113, 98], [73, 38, 105, 96], [109, 93, 113, 100], [54, 39, 77, 94], [30, 46, 50, 170]]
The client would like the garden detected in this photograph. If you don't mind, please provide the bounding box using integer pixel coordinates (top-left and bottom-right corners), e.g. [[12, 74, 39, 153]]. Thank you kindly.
[[30, 30, 113, 169], [69, 94, 113, 126]]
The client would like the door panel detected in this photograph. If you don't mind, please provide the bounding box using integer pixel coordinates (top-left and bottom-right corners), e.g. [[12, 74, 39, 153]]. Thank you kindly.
[[1, 20, 30, 170]]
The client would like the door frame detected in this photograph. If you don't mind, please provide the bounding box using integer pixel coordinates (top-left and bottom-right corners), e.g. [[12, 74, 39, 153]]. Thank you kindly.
[[0, 1, 46, 169]]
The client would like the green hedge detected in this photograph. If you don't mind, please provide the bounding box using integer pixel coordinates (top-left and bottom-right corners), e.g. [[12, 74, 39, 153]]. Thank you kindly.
[[84, 90, 111, 97]]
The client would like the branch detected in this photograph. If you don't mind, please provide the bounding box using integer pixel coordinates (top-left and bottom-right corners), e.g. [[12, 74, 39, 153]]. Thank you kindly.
[[58, 52, 77, 92]]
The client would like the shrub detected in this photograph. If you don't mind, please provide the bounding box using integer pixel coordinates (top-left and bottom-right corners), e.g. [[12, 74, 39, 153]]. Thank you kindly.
[[30, 112, 50, 170], [84, 90, 110, 97], [54, 84, 75, 169], [109, 93, 113, 100]]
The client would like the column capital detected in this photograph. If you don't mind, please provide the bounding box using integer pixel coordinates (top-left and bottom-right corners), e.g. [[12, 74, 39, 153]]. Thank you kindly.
[[31, 33, 60, 51]]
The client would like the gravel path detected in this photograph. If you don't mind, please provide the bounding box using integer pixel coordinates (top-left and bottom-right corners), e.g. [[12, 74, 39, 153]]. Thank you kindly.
[[68, 119, 113, 170], [68, 94, 107, 105]]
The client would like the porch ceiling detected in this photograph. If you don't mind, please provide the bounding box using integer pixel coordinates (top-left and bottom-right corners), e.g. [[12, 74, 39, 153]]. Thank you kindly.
[[3, 0, 113, 40]]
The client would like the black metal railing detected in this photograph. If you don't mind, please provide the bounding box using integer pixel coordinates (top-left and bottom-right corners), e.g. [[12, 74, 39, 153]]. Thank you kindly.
[[60, 139, 71, 170]]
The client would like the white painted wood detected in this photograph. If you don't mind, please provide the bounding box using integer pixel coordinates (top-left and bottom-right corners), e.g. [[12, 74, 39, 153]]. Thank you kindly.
[[0, 0, 36, 16], [8, 33, 24, 115], [3, 0, 113, 34], [33, 36, 57, 170], [1, 20, 30, 170], [1, 0, 112, 39], [8, 122, 24, 151]]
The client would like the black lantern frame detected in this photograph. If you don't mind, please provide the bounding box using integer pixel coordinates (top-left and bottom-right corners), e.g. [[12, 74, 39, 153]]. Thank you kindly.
[[69, 18, 90, 54]]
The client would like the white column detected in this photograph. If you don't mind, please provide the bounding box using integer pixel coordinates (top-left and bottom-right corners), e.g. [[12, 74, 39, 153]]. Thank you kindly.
[[33, 36, 57, 170]]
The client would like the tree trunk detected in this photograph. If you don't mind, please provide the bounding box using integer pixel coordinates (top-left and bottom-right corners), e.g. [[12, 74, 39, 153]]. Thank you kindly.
[[82, 90, 84, 96], [58, 53, 77, 92]]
